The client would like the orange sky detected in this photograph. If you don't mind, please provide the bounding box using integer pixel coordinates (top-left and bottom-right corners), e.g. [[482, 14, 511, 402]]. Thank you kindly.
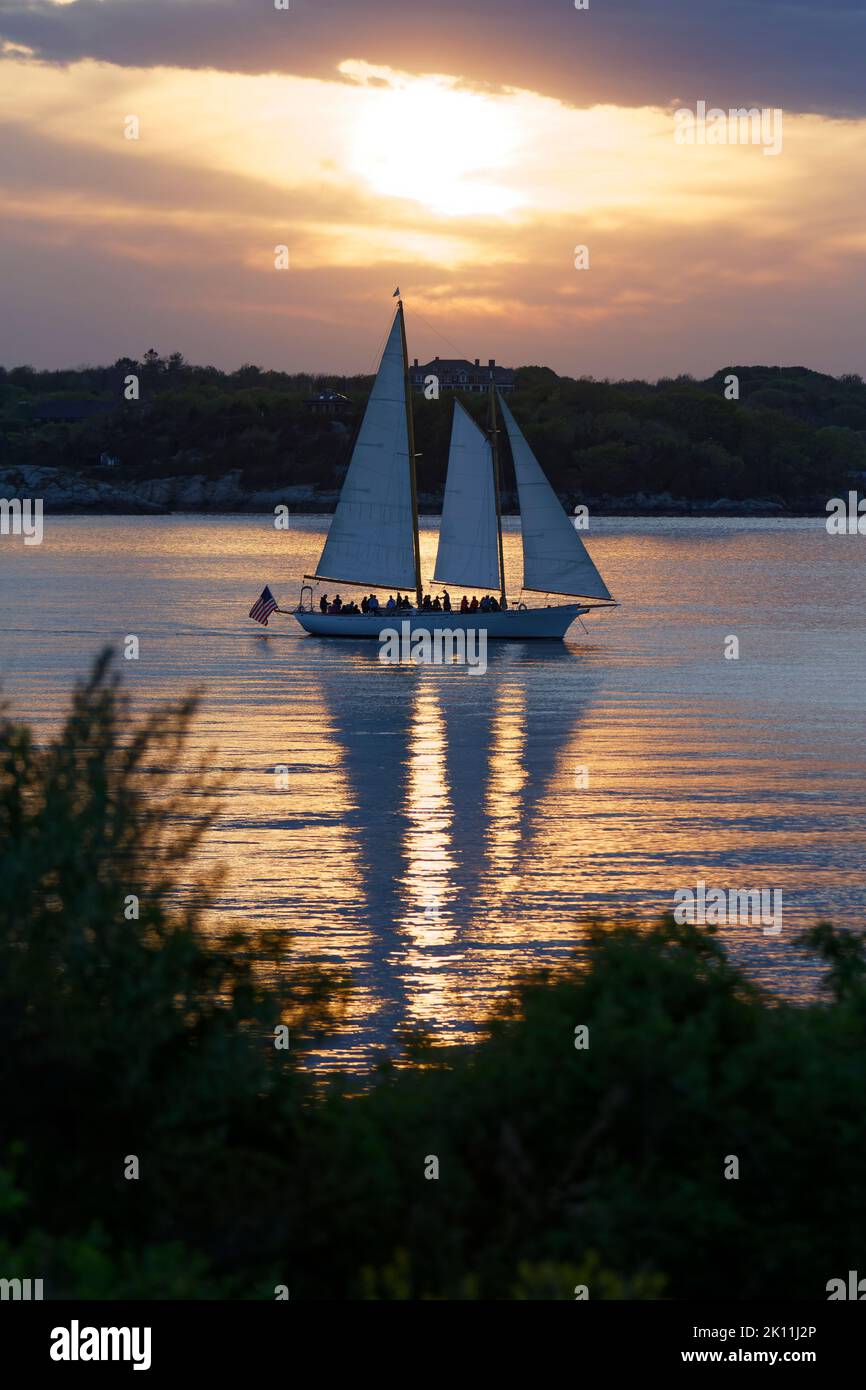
[[2, 1, 866, 377]]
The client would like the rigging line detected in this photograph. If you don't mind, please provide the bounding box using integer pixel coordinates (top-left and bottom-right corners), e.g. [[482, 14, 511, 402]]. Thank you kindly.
[[364, 313, 394, 376], [409, 306, 476, 363]]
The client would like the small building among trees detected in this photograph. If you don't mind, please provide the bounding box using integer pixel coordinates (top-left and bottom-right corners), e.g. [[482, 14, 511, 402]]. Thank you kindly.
[[304, 389, 351, 416]]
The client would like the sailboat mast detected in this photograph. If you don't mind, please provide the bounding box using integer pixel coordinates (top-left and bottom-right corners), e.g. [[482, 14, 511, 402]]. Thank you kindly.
[[489, 377, 507, 607], [398, 299, 424, 609]]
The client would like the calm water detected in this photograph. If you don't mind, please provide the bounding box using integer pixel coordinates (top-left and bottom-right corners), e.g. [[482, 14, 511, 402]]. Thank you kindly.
[[2, 515, 864, 1069]]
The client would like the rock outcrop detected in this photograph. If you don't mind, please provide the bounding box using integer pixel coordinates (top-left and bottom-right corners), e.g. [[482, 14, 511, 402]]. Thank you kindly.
[[0, 466, 799, 517], [0, 466, 169, 514], [0, 466, 339, 514]]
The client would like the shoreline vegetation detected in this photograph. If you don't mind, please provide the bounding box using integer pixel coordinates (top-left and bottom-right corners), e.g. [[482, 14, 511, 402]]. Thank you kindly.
[[3, 357, 865, 518], [2, 654, 865, 1299]]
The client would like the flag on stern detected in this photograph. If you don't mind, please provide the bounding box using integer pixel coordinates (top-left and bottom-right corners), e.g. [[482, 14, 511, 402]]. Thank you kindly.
[[249, 585, 278, 625]]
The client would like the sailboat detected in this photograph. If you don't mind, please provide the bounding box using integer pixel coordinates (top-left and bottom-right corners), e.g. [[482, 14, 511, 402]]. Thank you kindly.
[[291, 297, 616, 640]]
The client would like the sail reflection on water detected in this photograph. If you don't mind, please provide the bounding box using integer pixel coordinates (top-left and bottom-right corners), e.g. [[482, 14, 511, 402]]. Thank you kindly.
[[310, 645, 601, 1058]]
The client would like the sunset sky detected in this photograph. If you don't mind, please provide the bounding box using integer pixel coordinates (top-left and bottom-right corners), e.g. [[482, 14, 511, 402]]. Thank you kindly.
[[1, 0, 865, 378]]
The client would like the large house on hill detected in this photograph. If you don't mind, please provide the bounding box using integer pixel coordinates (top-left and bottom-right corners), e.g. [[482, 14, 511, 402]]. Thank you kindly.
[[408, 356, 514, 394]]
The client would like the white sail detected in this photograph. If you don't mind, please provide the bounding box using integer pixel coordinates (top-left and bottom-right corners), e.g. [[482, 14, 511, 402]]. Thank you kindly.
[[433, 400, 501, 591], [498, 393, 612, 601], [313, 307, 418, 590]]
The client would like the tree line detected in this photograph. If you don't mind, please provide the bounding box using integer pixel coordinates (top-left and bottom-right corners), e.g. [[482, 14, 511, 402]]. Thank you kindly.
[[2, 354, 865, 504]]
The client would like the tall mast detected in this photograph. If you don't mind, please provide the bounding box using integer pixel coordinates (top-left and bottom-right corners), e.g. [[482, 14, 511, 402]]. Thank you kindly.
[[398, 298, 423, 609], [489, 377, 507, 607]]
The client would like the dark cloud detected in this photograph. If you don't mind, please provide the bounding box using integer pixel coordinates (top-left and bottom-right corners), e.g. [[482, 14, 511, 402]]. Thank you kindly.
[[1, 0, 864, 116]]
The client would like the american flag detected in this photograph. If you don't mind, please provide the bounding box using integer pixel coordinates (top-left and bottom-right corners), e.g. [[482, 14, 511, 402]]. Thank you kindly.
[[249, 585, 278, 625]]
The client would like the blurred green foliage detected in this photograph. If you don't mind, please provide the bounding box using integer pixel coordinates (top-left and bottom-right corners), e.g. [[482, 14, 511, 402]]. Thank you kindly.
[[1, 656, 865, 1299]]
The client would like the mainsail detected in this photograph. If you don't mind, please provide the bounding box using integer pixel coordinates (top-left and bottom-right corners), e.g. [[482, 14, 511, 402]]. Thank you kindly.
[[313, 306, 419, 591], [498, 392, 612, 601], [433, 400, 501, 591]]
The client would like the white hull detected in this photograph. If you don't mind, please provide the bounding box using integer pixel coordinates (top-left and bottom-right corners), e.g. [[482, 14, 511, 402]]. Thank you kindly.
[[291, 605, 593, 640]]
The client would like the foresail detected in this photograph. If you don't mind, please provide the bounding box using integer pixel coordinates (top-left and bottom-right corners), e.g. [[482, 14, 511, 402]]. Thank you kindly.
[[433, 400, 501, 591], [498, 393, 612, 601], [314, 308, 417, 590]]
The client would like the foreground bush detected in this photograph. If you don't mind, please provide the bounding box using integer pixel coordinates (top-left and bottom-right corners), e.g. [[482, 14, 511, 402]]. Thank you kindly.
[[1, 655, 864, 1298]]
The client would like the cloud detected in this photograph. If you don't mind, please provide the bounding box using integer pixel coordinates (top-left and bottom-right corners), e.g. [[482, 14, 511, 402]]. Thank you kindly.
[[3, 37, 866, 378], [4, 119, 866, 380], [1, 0, 865, 116]]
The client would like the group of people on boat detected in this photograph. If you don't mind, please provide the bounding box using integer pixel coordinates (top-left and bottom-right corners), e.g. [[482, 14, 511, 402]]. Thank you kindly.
[[318, 590, 508, 616], [319, 592, 416, 615], [457, 594, 507, 612]]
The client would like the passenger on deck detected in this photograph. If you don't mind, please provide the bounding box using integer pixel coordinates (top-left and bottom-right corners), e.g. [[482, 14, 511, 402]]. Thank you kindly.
[[460, 595, 469, 613], [319, 594, 329, 613], [368, 594, 381, 613], [432, 596, 442, 611], [489, 596, 500, 612], [442, 591, 451, 612], [421, 594, 433, 612], [469, 596, 479, 613], [479, 595, 490, 612], [386, 595, 396, 611], [330, 595, 343, 613]]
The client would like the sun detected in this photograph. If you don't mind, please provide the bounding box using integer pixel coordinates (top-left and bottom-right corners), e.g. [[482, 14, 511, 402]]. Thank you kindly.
[[349, 74, 523, 217]]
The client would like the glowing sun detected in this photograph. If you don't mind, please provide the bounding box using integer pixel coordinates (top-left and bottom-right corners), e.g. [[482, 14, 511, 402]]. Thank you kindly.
[[349, 75, 523, 217]]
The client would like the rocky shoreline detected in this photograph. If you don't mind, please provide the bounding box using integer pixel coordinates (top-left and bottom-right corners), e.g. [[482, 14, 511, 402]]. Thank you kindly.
[[0, 466, 819, 518]]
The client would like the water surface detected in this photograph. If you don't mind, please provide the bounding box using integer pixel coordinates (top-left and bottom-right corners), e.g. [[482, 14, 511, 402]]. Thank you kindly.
[[2, 515, 864, 1069]]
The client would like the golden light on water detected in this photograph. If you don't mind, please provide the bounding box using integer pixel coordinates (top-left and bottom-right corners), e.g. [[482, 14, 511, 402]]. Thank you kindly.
[[3, 516, 866, 1068], [401, 682, 457, 941], [484, 681, 528, 898]]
